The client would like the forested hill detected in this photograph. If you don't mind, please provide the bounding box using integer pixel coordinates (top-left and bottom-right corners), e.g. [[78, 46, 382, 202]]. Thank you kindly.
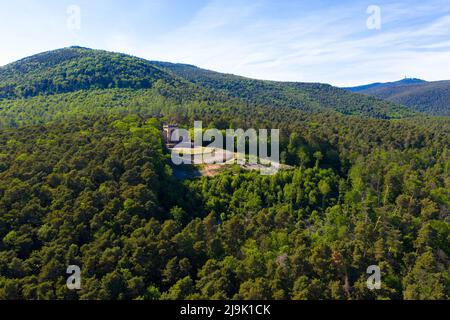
[[346, 78, 427, 93], [0, 47, 449, 300], [150, 61, 413, 119], [0, 47, 413, 119], [346, 79, 450, 117], [0, 47, 180, 99]]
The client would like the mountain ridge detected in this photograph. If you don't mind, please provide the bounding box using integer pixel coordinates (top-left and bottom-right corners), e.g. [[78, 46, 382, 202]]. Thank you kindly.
[[0, 47, 181, 99], [0, 47, 415, 119], [345, 78, 450, 116], [346, 78, 427, 92], [149, 60, 413, 119]]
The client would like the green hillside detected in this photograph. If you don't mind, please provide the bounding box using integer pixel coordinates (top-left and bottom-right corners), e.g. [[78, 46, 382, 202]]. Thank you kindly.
[[0, 48, 448, 300], [0, 47, 413, 119], [151, 61, 413, 119], [346, 78, 427, 92], [347, 79, 450, 116], [0, 47, 179, 99]]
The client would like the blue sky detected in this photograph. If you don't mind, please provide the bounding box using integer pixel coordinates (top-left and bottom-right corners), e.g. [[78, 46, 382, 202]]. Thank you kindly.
[[0, 0, 449, 86]]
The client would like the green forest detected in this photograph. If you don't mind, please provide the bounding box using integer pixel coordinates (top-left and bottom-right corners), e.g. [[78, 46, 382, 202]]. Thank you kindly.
[[348, 79, 450, 117], [0, 47, 448, 300]]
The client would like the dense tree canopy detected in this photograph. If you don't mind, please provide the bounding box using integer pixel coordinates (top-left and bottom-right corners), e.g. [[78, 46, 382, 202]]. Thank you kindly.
[[0, 48, 448, 300], [0, 113, 448, 300], [348, 79, 450, 117]]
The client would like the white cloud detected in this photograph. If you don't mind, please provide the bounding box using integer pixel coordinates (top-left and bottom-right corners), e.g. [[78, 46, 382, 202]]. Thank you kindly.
[[126, 0, 450, 86], [1, 0, 449, 86]]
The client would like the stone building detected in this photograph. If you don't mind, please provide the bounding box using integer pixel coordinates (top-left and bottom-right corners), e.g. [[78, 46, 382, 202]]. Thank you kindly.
[[163, 124, 181, 145]]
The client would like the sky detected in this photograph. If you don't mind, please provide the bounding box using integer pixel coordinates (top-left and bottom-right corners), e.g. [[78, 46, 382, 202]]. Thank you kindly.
[[0, 0, 449, 86]]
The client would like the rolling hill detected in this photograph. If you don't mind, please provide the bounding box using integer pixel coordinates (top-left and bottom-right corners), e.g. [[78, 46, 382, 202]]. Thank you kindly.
[[346, 78, 450, 116], [150, 61, 413, 118], [346, 78, 427, 93], [0, 47, 449, 301], [0, 47, 413, 120], [0, 47, 179, 99]]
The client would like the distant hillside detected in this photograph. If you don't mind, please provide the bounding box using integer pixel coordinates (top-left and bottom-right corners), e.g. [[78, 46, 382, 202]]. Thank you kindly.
[[346, 79, 450, 116], [346, 78, 427, 93], [0, 47, 414, 119], [151, 61, 413, 119]]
